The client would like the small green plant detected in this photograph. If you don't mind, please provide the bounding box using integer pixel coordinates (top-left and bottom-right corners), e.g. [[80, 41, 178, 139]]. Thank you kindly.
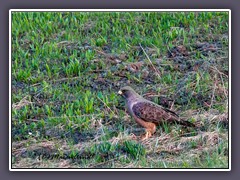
[[84, 90, 94, 114], [162, 122, 170, 133], [123, 140, 146, 159]]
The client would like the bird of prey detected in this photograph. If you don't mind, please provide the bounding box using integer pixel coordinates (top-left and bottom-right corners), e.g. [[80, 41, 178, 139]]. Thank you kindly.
[[118, 86, 195, 140]]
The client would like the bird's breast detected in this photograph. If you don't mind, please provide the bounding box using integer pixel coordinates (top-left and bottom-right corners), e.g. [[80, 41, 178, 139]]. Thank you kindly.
[[127, 99, 139, 116]]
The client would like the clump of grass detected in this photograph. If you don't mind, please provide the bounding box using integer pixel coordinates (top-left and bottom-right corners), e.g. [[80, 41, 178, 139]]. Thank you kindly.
[[122, 140, 146, 159]]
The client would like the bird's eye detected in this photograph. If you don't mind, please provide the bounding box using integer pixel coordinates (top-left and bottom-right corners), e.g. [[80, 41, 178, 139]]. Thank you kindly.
[[122, 90, 127, 94]]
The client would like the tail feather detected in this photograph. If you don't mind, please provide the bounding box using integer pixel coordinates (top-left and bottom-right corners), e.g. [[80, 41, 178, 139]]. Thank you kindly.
[[169, 114, 196, 127]]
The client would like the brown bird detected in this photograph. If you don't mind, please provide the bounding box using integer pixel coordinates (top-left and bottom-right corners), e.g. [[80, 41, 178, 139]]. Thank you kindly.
[[118, 86, 195, 140]]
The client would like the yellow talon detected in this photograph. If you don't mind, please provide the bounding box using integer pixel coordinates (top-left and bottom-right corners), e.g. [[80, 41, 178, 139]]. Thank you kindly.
[[141, 131, 152, 141]]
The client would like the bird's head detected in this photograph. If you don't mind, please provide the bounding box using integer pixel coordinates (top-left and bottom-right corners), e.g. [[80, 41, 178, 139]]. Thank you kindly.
[[118, 86, 140, 99]]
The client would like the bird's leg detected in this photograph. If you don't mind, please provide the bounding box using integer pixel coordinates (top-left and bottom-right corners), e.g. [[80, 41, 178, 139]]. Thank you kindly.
[[141, 130, 152, 141], [140, 123, 156, 141]]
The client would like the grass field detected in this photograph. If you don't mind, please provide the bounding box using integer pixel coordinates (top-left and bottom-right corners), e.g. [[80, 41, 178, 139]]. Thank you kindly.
[[11, 11, 229, 169]]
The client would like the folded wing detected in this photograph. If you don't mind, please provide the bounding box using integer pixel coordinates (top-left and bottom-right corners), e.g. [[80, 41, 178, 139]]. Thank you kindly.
[[132, 101, 195, 127]]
